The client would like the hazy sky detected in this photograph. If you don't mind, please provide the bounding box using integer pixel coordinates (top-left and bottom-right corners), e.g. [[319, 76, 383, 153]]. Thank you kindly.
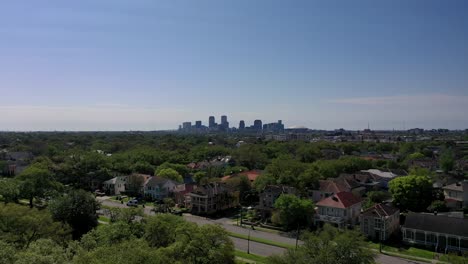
[[1, 0, 468, 131]]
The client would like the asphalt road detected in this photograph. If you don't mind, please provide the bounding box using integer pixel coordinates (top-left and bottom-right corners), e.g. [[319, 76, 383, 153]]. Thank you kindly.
[[97, 197, 427, 264]]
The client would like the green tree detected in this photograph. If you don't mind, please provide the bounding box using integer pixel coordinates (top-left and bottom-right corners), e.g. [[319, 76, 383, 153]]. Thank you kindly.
[[49, 189, 100, 239], [273, 194, 315, 229], [17, 166, 61, 208], [0, 203, 71, 248], [15, 239, 68, 264], [166, 223, 235, 264], [132, 161, 155, 175], [144, 214, 185, 248], [0, 240, 17, 264], [157, 168, 183, 183], [268, 225, 374, 264], [0, 178, 21, 204], [389, 175, 433, 211], [367, 191, 391, 203], [440, 149, 455, 172], [155, 162, 189, 176]]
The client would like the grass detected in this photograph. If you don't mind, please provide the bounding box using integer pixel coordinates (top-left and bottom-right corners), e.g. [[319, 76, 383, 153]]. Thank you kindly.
[[367, 241, 440, 262], [228, 232, 294, 249], [98, 216, 110, 223], [234, 250, 268, 263]]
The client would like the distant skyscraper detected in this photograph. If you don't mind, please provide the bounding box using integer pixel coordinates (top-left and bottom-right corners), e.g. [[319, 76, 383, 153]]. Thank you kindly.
[[182, 122, 192, 130], [239, 120, 245, 130], [254, 120, 262, 131], [221, 115, 229, 130], [195, 121, 202, 128], [209, 116, 215, 128]]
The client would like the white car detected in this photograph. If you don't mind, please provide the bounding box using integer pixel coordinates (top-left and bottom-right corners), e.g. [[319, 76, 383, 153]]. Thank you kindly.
[[126, 200, 139, 207]]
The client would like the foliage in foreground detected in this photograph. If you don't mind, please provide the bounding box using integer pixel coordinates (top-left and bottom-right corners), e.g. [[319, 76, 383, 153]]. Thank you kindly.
[[268, 225, 375, 264]]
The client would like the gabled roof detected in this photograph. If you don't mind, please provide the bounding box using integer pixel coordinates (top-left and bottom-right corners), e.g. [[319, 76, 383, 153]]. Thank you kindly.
[[403, 213, 468, 237], [238, 170, 262, 182], [318, 180, 349, 193], [442, 182, 465, 192], [361, 203, 399, 218], [145, 176, 176, 188], [316, 192, 362, 209]]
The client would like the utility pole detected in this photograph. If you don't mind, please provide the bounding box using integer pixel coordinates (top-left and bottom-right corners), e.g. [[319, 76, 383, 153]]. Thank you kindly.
[[247, 228, 251, 254], [295, 223, 300, 249], [379, 215, 383, 253]]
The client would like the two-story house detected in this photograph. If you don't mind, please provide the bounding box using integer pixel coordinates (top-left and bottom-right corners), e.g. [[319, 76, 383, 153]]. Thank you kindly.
[[188, 182, 239, 215], [144, 176, 178, 201], [314, 192, 362, 228], [103, 176, 128, 195], [360, 203, 400, 241], [257, 185, 297, 219], [402, 213, 468, 253], [442, 181, 468, 209]]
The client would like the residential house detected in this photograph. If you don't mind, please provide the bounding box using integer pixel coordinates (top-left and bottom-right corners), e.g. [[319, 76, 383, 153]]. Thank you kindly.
[[126, 174, 151, 195], [257, 185, 298, 219], [314, 192, 362, 228], [442, 181, 468, 209], [0, 151, 34, 176], [409, 158, 439, 171], [402, 213, 468, 253], [361, 169, 404, 189], [310, 173, 368, 203], [310, 179, 349, 202], [188, 182, 239, 214], [173, 183, 197, 206], [144, 176, 178, 201], [221, 170, 262, 184], [103, 176, 128, 195], [360, 203, 400, 241]]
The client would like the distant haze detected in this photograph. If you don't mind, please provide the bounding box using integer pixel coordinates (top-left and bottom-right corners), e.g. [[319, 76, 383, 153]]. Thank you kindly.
[[1, 1, 468, 131]]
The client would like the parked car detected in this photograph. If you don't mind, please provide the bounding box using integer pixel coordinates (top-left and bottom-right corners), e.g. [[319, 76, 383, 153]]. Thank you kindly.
[[126, 199, 139, 207]]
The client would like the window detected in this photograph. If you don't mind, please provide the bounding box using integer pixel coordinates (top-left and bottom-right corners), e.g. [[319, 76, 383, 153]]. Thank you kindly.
[[374, 218, 383, 229]]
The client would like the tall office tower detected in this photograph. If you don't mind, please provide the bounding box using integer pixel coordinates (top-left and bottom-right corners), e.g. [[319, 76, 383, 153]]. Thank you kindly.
[[182, 122, 192, 130], [221, 115, 228, 125], [195, 121, 202, 128], [209, 116, 215, 128], [220, 115, 229, 130], [254, 119, 262, 130], [239, 120, 245, 130]]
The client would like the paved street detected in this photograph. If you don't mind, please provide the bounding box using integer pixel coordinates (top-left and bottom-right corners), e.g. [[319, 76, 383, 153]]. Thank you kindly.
[[97, 197, 428, 264]]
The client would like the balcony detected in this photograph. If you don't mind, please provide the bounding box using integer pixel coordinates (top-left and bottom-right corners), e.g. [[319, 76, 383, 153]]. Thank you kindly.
[[315, 214, 345, 224]]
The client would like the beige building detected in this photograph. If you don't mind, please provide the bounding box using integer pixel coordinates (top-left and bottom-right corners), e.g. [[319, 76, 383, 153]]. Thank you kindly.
[[360, 203, 400, 241]]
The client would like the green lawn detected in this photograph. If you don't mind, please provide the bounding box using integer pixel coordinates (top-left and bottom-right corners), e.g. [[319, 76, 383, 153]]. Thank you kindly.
[[98, 216, 110, 223], [228, 232, 295, 249], [367, 241, 437, 261], [234, 250, 268, 263]]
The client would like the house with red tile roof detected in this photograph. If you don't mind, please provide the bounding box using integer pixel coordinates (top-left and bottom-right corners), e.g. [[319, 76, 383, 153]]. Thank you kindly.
[[314, 192, 362, 227]]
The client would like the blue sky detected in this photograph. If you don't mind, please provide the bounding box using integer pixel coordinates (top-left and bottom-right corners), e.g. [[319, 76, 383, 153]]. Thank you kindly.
[[1, 0, 467, 131]]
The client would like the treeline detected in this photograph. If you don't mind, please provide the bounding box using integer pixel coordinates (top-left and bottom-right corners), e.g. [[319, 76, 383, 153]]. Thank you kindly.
[[0, 132, 458, 192], [0, 203, 234, 264]]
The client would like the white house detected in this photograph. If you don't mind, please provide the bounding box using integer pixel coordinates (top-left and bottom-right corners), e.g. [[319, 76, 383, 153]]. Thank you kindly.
[[314, 191, 362, 228], [103, 176, 128, 195], [144, 176, 178, 201]]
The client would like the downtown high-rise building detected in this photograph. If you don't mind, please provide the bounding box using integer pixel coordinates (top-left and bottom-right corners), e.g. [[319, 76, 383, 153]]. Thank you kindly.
[[239, 120, 245, 130], [209, 116, 216, 128]]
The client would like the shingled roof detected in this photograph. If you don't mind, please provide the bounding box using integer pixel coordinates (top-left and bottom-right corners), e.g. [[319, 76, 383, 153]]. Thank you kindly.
[[316, 192, 362, 209], [403, 213, 468, 237], [361, 203, 399, 218]]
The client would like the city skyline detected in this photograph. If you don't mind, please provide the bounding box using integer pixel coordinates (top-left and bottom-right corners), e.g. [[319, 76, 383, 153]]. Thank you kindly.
[[1, 1, 468, 131]]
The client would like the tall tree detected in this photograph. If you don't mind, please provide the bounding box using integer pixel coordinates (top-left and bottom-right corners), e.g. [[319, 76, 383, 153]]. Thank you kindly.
[[389, 175, 433, 211], [0, 178, 21, 204], [273, 194, 315, 230], [157, 168, 183, 183], [49, 189, 100, 239], [17, 166, 61, 208], [268, 225, 374, 264]]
